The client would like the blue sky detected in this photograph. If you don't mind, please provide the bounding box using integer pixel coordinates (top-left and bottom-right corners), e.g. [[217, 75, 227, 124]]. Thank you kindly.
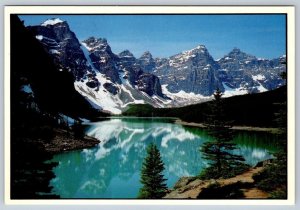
[[19, 14, 286, 59]]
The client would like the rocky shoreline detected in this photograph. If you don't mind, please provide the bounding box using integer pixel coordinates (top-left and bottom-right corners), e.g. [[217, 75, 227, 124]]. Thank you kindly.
[[42, 128, 100, 154], [164, 160, 271, 199], [175, 119, 279, 134]]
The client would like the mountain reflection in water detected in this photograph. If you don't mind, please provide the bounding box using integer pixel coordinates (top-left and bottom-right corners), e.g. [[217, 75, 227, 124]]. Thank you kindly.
[[50, 118, 277, 198]]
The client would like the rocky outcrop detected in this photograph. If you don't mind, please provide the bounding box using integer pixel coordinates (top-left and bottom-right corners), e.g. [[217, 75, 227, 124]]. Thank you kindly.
[[164, 165, 269, 199], [28, 19, 169, 114], [153, 46, 285, 96], [118, 50, 143, 86], [43, 128, 100, 154], [28, 19, 93, 81], [137, 51, 156, 73], [82, 38, 166, 98], [137, 73, 163, 96], [82, 37, 121, 84], [217, 48, 285, 93], [154, 45, 221, 96], [103, 83, 118, 95], [28, 18, 286, 113]]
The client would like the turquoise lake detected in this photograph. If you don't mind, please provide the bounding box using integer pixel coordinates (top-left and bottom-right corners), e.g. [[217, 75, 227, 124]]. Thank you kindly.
[[49, 118, 279, 198]]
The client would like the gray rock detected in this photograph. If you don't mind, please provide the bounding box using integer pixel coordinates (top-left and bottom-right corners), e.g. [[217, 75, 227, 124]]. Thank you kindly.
[[137, 73, 163, 97], [82, 37, 121, 84], [173, 177, 196, 189], [137, 51, 156, 73], [28, 21, 93, 81], [153, 45, 221, 96], [103, 83, 119, 95], [29, 19, 286, 111], [217, 48, 285, 93]]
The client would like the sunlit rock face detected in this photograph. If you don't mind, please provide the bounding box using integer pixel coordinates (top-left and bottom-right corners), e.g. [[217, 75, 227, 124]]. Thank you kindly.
[[29, 19, 286, 113], [137, 51, 156, 73], [216, 48, 286, 94], [153, 46, 285, 96], [30, 20, 169, 114], [154, 45, 221, 96]]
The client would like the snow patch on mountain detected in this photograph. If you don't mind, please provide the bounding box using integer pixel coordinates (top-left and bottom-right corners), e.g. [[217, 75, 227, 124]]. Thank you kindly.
[[74, 74, 123, 114], [75, 43, 172, 114], [255, 82, 268, 92], [162, 84, 210, 106], [222, 82, 248, 97], [81, 42, 96, 52], [252, 74, 266, 81], [35, 35, 43, 41], [75, 74, 170, 114], [49, 49, 60, 54], [41, 18, 64, 26], [80, 44, 97, 71], [29, 19, 286, 114]]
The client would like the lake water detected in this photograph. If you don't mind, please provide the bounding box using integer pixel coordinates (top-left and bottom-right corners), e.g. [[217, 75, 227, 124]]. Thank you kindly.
[[49, 118, 278, 198]]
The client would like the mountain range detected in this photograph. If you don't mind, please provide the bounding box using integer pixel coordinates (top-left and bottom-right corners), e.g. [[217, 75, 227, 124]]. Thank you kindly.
[[27, 18, 286, 114]]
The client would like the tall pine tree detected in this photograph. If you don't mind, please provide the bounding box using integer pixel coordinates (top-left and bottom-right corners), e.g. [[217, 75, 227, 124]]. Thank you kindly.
[[200, 88, 249, 179], [253, 60, 287, 198], [138, 143, 168, 199]]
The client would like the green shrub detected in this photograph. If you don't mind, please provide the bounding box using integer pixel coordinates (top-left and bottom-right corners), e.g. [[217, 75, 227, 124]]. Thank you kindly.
[[253, 154, 287, 197], [269, 189, 287, 199], [199, 162, 250, 180]]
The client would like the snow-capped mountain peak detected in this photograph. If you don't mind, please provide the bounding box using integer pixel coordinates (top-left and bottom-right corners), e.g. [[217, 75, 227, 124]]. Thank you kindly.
[[29, 18, 286, 114], [192, 44, 207, 51], [217, 48, 285, 94], [182, 44, 208, 55], [41, 18, 64, 26]]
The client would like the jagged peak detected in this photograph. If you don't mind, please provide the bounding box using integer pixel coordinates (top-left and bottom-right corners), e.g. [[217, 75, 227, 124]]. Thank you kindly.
[[225, 47, 256, 60], [183, 44, 208, 55], [83, 37, 108, 45], [194, 44, 207, 50], [41, 18, 65, 26], [232, 47, 241, 52], [228, 48, 249, 56], [82, 37, 111, 52], [140, 51, 153, 58], [119, 50, 135, 58]]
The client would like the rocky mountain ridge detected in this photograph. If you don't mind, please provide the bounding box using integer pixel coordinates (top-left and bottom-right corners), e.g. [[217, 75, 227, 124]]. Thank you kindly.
[[152, 46, 285, 96], [28, 18, 286, 114], [29, 19, 169, 114]]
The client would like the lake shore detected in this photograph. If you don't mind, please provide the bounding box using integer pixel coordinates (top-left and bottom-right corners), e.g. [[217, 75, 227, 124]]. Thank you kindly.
[[164, 160, 271, 199], [43, 128, 100, 154], [175, 119, 279, 133]]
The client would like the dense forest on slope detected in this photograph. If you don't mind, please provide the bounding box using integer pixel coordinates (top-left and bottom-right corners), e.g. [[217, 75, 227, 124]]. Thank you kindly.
[[123, 85, 287, 127]]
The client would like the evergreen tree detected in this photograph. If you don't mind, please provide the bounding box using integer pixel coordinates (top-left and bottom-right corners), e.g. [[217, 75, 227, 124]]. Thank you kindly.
[[200, 88, 248, 179], [138, 143, 168, 199], [253, 61, 287, 198]]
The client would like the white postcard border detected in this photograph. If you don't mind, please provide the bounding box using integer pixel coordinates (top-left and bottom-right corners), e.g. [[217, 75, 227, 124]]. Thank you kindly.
[[4, 5, 296, 206]]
